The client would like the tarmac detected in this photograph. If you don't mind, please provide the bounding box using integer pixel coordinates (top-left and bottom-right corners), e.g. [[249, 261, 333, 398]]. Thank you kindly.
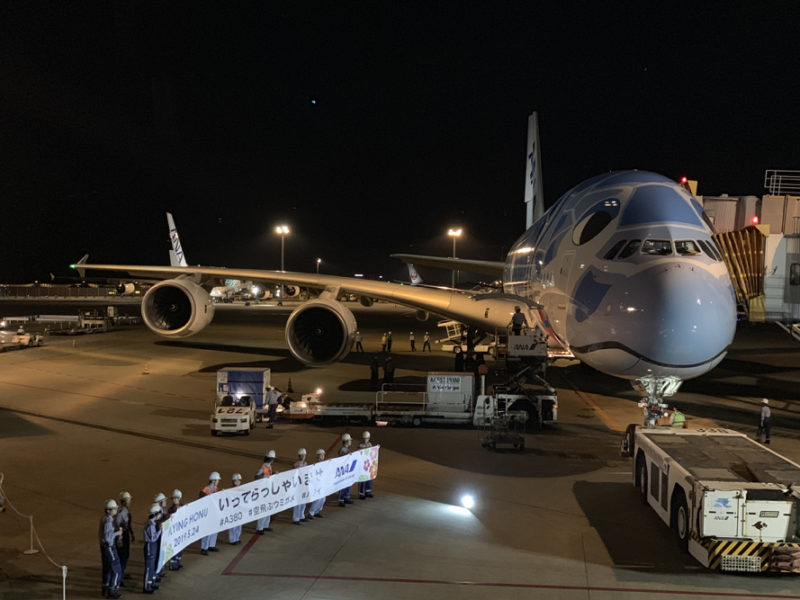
[[1, 301, 800, 599]]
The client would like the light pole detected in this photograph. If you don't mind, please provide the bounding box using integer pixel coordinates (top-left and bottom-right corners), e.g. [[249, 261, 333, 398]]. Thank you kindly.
[[448, 228, 462, 288], [275, 225, 289, 305], [316, 258, 321, 274]]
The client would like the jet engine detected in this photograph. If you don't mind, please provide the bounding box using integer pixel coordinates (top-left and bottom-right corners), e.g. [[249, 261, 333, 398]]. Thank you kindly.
[[141, 278, 215, 338], [415, 310, 430, 321], [359, 296, 374, 307], [285, 298, 357, 366], [116, 282, 136, 296]]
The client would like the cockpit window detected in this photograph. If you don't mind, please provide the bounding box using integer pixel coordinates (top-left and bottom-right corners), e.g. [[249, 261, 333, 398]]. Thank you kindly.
[[697, 239, 721, 261], [604, 239, 627, 260], [641, 240, 673, 255], [675, 240, 700, 255], [708, 239, 724, 261], [618, 239, 641, 259]]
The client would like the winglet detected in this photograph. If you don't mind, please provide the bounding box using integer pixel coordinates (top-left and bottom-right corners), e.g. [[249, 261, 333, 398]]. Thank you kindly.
[[524, 111, 544, 229], [167, 212, 188, 267], [70, 254, 89, 278]]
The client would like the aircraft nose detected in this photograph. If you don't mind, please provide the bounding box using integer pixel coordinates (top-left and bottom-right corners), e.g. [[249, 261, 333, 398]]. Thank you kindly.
[[622, 263, 736, 368]]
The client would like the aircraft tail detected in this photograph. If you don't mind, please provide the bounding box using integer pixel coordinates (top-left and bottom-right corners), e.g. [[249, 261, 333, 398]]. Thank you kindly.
[[408, 264, 423, 286], [167, 212, 188, 267], [524, 111, 544, 229]]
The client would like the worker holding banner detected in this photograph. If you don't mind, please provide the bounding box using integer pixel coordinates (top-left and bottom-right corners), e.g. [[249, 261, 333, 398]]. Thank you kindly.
[[199, 472, 221, 555], [338, 433, 354, 507], [292, 449, 309, 524], [255, 451, 276, 533], [308, 449, 327, 518]]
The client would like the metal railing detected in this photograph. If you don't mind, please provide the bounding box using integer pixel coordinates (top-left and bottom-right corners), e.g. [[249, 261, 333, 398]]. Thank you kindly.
[[764, 170, 800, 196]]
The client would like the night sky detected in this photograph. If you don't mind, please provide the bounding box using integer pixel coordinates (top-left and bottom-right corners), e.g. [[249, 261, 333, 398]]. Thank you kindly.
[[2, 2, 799, 283]]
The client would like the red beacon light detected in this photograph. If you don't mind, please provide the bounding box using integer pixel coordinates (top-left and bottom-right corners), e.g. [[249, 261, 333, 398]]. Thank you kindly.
[[751, 216, 760, 225], [680, 176, 688, 184]]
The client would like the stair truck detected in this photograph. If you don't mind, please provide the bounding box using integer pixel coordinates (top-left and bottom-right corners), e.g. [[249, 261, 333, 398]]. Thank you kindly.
[[621, 426, 800, 573]]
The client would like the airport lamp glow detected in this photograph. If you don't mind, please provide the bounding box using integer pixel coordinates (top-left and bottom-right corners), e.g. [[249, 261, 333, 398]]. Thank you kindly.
[[460, 494, 475, 510], [448, 228, 462, 288], [316, 257, 321, 274], [275, 225, 290, 304]]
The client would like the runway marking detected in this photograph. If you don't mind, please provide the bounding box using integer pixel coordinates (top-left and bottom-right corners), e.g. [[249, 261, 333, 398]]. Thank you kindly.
[[556, 371, 624, 432]]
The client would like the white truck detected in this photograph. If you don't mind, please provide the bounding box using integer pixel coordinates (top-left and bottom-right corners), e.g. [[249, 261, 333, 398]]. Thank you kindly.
[[621, 426, 800, 573], [287, 372, 557, 430], [210, 367, 271, 435]]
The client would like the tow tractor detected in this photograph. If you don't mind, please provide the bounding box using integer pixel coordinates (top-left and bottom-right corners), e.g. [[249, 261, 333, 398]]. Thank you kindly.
[[0, 324, 44, 352], [621, 425, 800, 573]]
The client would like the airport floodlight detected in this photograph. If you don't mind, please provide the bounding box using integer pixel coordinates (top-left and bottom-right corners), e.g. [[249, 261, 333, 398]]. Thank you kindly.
[[447, 227, 463, 287], [460, 494, 475, 510], [274, 225, 290, 235], [274, 225, 290, 304], [316, 258, 321, 274]]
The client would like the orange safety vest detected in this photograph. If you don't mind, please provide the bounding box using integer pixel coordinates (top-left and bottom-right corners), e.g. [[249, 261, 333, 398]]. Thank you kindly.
[[200, 484, 216, 497], [257, 464, 273, 478]]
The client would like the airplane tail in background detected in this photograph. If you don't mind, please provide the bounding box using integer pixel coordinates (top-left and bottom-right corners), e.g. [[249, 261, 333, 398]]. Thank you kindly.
[[167, 212, 188, 267], [524, 111, 544, 230], [408, 264, 423, 286]]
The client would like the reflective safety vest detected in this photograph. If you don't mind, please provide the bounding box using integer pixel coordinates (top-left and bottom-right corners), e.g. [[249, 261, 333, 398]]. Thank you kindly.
[[672, 411, 686, 428], [200, 484, 216, 497], [256, 464, 272, 479]]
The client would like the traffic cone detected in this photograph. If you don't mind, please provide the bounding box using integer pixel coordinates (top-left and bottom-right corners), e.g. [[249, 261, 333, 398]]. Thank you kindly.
[[287, 378, 294, 392]]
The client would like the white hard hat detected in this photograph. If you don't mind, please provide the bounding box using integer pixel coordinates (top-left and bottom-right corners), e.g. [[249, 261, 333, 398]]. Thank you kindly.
[[266, 450, 276, 459], [105, 499, 118, 510], [119, 491, 132, 503], [762, 398, 769, 404], [298, 448, 307, 455], [232, 473, 242, 481], [149, 503, 162, 516], [316, 448, 325, 456], [342, 433, 351, 442], [362, 431, 370, 439], [153, 492, 166, 503], [209, 471, 221, 481], [171, 489, 182, 499]]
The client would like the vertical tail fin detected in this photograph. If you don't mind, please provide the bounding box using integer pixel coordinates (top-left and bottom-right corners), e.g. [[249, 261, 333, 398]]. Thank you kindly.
[[524, 111, 544, 229], [166, 212, 188, 267], [408, 264, 423, 286]]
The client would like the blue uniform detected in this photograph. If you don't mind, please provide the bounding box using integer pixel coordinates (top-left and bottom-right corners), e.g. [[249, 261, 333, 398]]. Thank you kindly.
[[99, 514, 121, 596], [113, 505, 132, 579], [143, 517, 160, 592], [167, 503, 183, 570], [358, 440, 374, 498], [199, 483, 218, 551], [338, 444, 353, 505]]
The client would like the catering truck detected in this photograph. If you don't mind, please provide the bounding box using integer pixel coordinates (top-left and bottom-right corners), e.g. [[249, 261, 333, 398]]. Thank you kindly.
[[621, 426, 800, 573], [287, 372, 557, 430], [210, 368, 271, 435]]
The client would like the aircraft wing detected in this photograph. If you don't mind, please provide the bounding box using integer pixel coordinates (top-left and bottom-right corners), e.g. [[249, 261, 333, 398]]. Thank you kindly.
[[389, 254, 505, 278], [73, 262, 522, 331]]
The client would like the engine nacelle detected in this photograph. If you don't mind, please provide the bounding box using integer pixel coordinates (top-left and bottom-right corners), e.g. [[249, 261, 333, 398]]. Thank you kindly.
[[415, 310, 429, 321], [141, 278, 215, 338], [285, 298, 357, 366], [359, 296, 374, 307], [116, 282, 136, 296]]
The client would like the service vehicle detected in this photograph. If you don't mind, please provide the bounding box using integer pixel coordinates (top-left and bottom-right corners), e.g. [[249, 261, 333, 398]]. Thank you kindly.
[[287, 372, 557, 430], [621, 426, 800, 573], [210, 367, 271, 435], [0, 326, 44, 351]]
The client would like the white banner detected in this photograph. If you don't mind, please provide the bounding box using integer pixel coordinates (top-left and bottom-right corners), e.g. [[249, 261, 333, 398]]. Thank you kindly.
[[158, 446, 379, 569]]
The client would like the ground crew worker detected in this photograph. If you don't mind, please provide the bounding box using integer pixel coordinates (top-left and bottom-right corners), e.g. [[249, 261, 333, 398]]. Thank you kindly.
[[114, 491, 134, 582], [387, 331, 393, 351], [168, 490, 183, 570], [265, 386, 280, 428], [423, 331, 431, 352], [369, 355, 380, 390], [338, 433, 354, 507], [152, 492, 168, 583], [99, 498, 123, 599], [355, 331, 364, 352], [760, 398, 772, 444], [199, 472, 221, 555], [358, 431, 374, 499], [409, 331, 416, 351], [292, 449, 309, 524], [383, 356, 395, 385], [669, 407, 685, 428], [380, 332, 387, 352], [255, 451, 276, 533], [228, 474, 243, 544], [510, 305, 528, 335], [143, 503, 161, 594], [308, 449, 327, 518]]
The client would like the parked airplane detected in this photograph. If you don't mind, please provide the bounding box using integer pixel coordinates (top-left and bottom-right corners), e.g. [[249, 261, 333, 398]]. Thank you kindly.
[[73, 113, 737, 423]]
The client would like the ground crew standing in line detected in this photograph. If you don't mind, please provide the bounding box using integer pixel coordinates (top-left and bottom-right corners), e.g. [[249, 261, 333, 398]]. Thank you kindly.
[[199, 472, 221, 555], [760, 398, 772, 444], [380, 332, 387, 352], [114, 491, 134, 583], [255, 451, 276, 533], [338, 433, 354, 507], [308, 448, 327, 518], [423, 331, 431, 352], [228, 474, 243, 544], [143, 503, 161, 594], [99, 498, 123, 599], [669, 407, 685, 428], [153, 492, 168, 584], [265, 386, 280, 428], [292, 449, 309, 524], [409, 331, 416, 351], [387, 331, 393, 351], [167, 490, 183, 571], [369, 355, 380, 390], [355, 331, 364, 352], [358, 431, 374, 499]]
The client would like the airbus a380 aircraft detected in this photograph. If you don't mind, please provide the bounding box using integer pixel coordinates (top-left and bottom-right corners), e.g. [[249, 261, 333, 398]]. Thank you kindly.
[[74, 113, 737, 423]]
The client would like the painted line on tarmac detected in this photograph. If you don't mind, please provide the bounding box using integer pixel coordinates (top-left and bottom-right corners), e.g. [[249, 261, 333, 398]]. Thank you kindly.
[[555, 371, 624, 433], [219, 568, 800, 597]]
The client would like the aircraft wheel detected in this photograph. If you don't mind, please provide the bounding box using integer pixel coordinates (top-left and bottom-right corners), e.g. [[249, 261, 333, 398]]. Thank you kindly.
[[412, 416, 421, 427], [672, 491, 690, 550]]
